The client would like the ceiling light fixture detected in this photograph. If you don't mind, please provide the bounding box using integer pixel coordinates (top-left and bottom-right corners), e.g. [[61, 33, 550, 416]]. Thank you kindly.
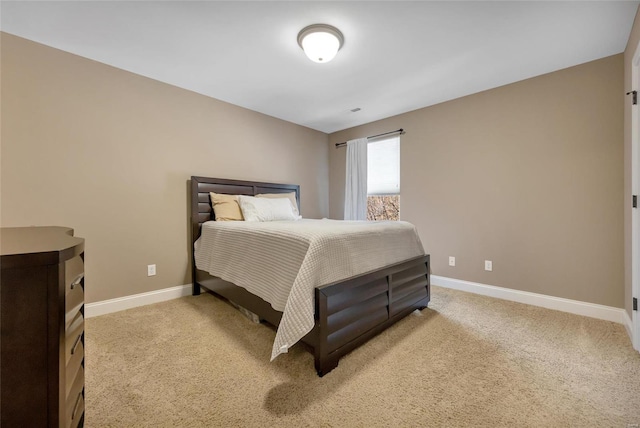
[[297, 24, 344, 63]]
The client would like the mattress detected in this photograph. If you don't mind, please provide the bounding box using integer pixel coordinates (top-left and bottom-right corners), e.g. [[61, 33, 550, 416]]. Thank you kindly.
[[194, 219, 425, 360]]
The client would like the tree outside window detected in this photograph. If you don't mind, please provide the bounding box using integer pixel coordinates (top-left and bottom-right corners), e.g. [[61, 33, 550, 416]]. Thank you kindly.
[[367, 136, 400, 221], [367, 195, 399, 221]]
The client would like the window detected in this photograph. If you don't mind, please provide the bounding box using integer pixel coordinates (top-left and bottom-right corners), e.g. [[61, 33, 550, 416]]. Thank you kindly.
[[367, 136, 400, 220]]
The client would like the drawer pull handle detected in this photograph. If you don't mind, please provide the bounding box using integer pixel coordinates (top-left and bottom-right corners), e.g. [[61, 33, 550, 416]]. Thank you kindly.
[[70, 273, 84, 290], [71, 391, 82, 420], [71, 333, 82, 355]]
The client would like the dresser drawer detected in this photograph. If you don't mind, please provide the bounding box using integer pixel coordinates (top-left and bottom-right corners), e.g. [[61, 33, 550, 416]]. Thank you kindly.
[[66, 366, 84, 428], [65, 284, 84, 328], [65, 340, 83, 399], [68, 393, 84, 428], [65, 256, 84, 296], [65, 311, 84, 364]]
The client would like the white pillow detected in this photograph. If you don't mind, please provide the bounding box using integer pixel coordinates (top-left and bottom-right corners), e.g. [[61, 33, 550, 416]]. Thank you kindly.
[[255, 192, 301, 218], [237, 195, 298, 222]]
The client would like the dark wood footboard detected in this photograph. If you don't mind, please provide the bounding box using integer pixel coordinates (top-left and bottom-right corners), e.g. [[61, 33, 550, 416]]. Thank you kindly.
[[195, 254, 430, 376], [190, 176, 430, 376], [313, 255, 430, 376]]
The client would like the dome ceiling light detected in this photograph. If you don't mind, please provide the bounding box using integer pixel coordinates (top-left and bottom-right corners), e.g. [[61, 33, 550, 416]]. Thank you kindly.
[[297, 24, 344, 63]]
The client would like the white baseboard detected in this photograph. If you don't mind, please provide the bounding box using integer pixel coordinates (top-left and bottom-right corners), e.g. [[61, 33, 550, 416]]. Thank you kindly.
[[431, 275, 628, 325], [85, 277, 634, 343], [623, 310, 634, 341], [85, 284, 192, 318]]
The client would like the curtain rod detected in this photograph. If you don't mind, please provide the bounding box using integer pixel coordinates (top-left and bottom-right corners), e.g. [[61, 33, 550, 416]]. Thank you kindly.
[[334, 128, 404, 148]]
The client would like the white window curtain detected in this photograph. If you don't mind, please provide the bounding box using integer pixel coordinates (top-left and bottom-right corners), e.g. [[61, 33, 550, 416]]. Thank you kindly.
[[344, 138, 368, 220]]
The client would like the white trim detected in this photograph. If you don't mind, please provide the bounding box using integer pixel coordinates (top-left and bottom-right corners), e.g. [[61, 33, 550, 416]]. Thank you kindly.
[[85, 284, 192, 318], [632, 39, 640, 351], [624, 309, 634, 342], [432, 275, 627, 325], [83, 278, 634, 339]]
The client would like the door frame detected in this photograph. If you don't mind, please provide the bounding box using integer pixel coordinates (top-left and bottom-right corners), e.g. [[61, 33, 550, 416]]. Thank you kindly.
[[631, 39, 640, 351]]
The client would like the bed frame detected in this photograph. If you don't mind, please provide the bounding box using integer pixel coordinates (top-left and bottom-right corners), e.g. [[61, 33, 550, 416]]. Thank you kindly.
[[190, 176, 430, 376]]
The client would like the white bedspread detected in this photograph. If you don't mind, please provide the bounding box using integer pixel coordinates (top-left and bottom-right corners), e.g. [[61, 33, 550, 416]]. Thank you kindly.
[[194, 219, 425, 360]]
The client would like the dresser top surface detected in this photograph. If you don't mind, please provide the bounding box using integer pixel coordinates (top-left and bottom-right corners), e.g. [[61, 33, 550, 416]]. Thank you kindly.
[[1, 226, 83, 259]]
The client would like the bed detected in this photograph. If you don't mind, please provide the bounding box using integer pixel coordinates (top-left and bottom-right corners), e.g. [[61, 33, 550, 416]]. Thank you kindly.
[[190, 176, 430, 376]]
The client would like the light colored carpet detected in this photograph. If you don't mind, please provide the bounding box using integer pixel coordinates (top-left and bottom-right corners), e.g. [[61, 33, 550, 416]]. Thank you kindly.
[[85, 286, 640, 427]]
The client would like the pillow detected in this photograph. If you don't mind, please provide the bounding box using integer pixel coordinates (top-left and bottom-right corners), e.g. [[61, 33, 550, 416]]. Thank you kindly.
[[237, 195, 298, 222], [209, 192, 244, 221], [255, 192, 301, 218]]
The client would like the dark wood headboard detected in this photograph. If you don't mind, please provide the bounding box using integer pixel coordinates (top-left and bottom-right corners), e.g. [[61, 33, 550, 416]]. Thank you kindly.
[[190, 176, 300, 243]]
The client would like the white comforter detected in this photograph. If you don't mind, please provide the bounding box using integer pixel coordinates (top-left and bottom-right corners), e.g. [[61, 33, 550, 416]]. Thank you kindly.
[[194, 219, 425, 360]]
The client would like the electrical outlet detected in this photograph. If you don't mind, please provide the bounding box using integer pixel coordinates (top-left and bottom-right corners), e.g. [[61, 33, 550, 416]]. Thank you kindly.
[[448, 256, 456, 267], [484, 260, 492, 272], [147, 264, 156, 276]]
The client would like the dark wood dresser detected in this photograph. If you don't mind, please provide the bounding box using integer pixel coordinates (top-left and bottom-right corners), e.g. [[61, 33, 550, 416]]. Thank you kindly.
[[1, 226, 85, 427]]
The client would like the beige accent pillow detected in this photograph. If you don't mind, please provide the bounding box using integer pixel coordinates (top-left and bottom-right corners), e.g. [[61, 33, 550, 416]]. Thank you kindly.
[[255, 192, 300, 217], [209, 192, 244, 221]]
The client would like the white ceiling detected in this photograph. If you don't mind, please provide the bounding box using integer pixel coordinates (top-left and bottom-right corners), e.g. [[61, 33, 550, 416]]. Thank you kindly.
[[1, 1, 638, 134]]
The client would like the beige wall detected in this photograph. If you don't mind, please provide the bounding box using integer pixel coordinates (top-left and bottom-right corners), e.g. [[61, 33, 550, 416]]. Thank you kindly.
[[330, 55, 624, 308], [624, 9, 640, 319], [1, 31, 627, 310], [1, 33, 329, 303]]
